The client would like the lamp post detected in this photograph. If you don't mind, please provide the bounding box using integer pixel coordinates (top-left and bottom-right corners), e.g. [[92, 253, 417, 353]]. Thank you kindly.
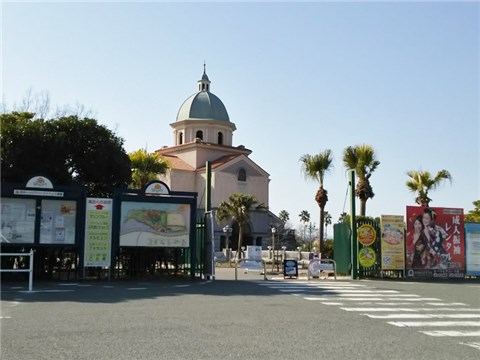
[[223, 225, 232, 263], [271, 227, 276, 272]]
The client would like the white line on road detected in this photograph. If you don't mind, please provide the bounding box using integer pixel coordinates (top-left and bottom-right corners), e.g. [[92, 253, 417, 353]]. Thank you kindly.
[[425, 302, 467, 306], [420, 330, 480, 337], [335, 294, 423, 297], [306, 297, 440, 302], [321, 302, 344, 305], [306, 297, 384, 301], [388, 321, 480, 327], [364, 313, 480, 319], [460, 342, 480, 351]]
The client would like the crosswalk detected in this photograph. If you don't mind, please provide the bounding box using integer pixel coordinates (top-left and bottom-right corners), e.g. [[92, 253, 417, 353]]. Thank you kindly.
[[258, 280, 480, 350]]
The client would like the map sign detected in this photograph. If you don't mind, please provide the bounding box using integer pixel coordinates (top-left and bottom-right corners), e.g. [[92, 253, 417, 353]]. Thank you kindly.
[[119, 201, 191, 247]]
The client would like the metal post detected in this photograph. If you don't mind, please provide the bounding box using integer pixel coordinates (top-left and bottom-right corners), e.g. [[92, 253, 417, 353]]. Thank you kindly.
[[271, 227, 276, 273], [28, 249, 34, 292], [350, 170, 358, 280]]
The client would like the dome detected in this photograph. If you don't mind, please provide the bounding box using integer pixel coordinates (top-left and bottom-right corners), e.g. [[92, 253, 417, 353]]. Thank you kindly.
[[176, 91, 230, 122]]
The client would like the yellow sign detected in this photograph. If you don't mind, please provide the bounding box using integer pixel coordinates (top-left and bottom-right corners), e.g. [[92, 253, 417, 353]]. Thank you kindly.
[[359, 247, 376, 268], [358, 224, 376, 246]]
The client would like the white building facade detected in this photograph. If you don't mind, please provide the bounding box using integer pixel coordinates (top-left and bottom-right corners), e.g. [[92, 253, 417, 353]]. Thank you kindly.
[[156, 68, 280, 251]]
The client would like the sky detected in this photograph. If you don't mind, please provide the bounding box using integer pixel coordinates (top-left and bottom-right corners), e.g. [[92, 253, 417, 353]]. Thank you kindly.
[[2, 1, 479, 233]]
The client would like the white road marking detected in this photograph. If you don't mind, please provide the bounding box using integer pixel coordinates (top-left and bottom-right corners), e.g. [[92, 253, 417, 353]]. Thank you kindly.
[[388, 321, 480, 327], [307, 297, 384, 301], [321, 302, 344, 305], [306, 297, 440, 302], [420, 330, 480, 337], [425, 302, 466, 306], [341, 307, 419, 312], [126, 287, 147, 290], [364, 313, 480, 319], [460, 342, 480, 350]]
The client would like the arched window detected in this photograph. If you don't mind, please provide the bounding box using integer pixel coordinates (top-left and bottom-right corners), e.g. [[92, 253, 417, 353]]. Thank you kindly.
[[218, 132, 223, 145], [238, 168, 246, 182], [178, 132, 183, 145], [196, 130, 203, 140]]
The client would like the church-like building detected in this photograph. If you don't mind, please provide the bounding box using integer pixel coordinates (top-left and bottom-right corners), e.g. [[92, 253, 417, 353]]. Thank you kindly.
[[155, 67, 280, 251]]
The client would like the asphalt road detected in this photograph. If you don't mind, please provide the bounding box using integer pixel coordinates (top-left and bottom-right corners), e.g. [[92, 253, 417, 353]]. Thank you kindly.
[[1, 269, 479, 360]]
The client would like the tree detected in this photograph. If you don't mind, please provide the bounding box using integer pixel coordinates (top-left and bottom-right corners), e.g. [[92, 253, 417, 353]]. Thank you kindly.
[[343, 144, 380, 216], [215, 193, 267, 258], [299, 210, 310, 225], [1, 112, 131, 197], [338, 212, 349, 223], [278, 210, 290, 223], [405, 169, 452, 207], [300, 149, 334, 253], [129, 148, 170, 189], [324, 211, 332, 239], [464, 200, 480, 223]]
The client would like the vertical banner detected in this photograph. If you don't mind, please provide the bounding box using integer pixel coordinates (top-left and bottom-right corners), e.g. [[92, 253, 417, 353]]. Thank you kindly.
[[84, 198, 112, 267], [465, 223, 480, 277], [406, 206, 465, 279], [380, 215, 405, 271], [357, 224, 377, 268]]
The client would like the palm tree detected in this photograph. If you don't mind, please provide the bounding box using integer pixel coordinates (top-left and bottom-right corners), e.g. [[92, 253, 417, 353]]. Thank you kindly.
[[406, 169, 452, 207], [129, 148, 170, 189], [215, 193, 267, 259], [338, 212, 349, 223], [324, 211, 332, 239], [278, 210, 290, 223], [464, 200, 480, 223], [342, 144, 380, 216], [300, 149, 334, 254]]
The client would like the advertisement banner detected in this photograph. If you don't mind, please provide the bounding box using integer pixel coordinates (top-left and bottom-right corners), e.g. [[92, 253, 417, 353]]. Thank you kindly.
[[406, 206, 465, 279], [84, 198, 112, 267], [465, 223, 480, 276], [380, 215, 405, 270]]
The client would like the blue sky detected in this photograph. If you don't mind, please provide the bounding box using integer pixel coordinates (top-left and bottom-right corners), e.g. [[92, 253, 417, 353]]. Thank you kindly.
[[2, 1, 479, 232]]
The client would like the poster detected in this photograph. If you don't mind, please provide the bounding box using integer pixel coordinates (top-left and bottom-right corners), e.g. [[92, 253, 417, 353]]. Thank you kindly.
[[39, 199, 76, 244], [465, 223, 480, 276], [0, 198, 36, 243], [380, 215, 405, 270], [120, 201, 191, 247], [406, 206, 465, 279], [84, 198, 112, 267]]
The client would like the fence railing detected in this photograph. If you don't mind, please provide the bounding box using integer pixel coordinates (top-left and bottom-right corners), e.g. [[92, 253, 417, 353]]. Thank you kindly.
[[307, 258, 337, 280], [0, 249, 34, 291]]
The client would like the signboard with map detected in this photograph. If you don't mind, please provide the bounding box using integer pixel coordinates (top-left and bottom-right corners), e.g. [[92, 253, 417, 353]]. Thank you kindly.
[[119, 201, 191, 247]]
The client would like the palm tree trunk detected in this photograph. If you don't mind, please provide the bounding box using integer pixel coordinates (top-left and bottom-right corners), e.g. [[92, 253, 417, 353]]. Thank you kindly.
[[319, 207, 325, 254], [360, 200, 367, 216], [236, 226, 243, 260]]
